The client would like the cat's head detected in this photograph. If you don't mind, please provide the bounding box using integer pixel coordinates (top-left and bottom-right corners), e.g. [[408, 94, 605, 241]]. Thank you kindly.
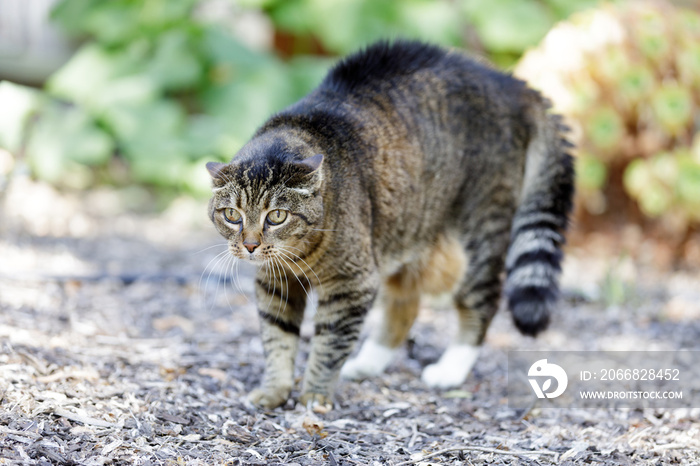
[[206, 138, 325, 266]]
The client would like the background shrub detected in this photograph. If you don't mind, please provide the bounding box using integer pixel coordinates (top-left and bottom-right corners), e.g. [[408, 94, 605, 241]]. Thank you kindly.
[[0, 0, 599, 199], [516, 0, 700, 242]]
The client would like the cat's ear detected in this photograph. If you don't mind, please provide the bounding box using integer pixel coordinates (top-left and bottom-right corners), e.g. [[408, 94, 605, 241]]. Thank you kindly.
[[297, 154, 323, 173], [289, 154, 324, 192], [206, 162, 227, 178], [206, 161, 230, 188]]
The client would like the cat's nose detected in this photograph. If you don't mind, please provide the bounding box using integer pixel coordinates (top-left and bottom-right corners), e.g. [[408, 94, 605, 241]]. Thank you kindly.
[[243, 240, 260, 253]]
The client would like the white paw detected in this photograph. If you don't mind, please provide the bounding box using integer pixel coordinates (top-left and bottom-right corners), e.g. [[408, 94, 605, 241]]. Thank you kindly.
[[341, 340, 398, 380], [421, 344, 480, 389]]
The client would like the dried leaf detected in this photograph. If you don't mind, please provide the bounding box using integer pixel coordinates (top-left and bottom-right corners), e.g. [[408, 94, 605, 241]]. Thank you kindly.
[[302, 416, 325, 437]]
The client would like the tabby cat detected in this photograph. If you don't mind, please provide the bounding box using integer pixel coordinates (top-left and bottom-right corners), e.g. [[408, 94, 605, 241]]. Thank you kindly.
[[207, 40, 574, 411]]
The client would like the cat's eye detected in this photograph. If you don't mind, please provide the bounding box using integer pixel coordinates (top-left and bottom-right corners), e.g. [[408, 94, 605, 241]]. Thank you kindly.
[[223, 208, 242, 224], [266, 209, 288, 225]]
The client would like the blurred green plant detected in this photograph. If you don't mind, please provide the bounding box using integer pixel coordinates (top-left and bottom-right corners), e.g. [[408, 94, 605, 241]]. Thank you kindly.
[[517, 1, 700, 237], [0, 0, 601, 199], [257, 0, 600, 65], [600, 262, 630, 308], [0, 0, 330, 196]]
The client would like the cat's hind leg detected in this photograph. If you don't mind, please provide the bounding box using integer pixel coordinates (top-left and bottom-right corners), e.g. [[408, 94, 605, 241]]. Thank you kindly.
[[340, 272, 420, 380], [421, 216, 511, 389], [419, 307, 486, 389], [342, 234, 466, 381]]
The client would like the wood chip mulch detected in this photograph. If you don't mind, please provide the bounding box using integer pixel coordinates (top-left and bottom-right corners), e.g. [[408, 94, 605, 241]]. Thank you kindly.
[[1, 183, 699, 465]]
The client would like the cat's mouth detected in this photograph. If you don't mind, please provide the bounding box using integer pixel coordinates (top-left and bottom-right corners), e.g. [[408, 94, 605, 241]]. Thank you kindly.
[[232, 247, 269, 264], [232, 250, 260, 262], [243, 253, 265, 263], [228, 244, 261, 263]]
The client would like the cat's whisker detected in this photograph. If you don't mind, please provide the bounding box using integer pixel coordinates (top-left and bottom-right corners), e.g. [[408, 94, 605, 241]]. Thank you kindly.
[[223, 253, 241, 311], [201, 249, 233, 311], [198, 248, 230, 304], [219, 253, 233, 310], [271, 261, 282, 314], [232, 258, 248, 301], [274, 251, 318, 315], [274, 249, 315, 293], [275, 246, 323, 294], [276, 244, 317, 258], [271, 255, 289, 320], [263, 262, 278, 313], [214, 252, 235, 312], [274, 252, 312, 304], [268, 255, 283, 317], [279, 257, 290, 318], [198, 249, 228, 290], [191, 242, 228, 255], [260, 261, 270, 310]]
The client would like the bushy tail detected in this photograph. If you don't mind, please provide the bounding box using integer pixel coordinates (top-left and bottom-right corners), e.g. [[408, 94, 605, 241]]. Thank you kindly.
[[505, 97, 575, 336]]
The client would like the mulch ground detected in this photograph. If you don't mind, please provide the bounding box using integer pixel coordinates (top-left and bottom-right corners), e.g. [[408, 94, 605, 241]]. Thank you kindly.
[[1, 179, 699, 465]]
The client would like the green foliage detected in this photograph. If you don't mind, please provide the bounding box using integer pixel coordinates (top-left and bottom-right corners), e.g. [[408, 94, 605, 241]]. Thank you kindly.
[[577, 155, 607, 191], [263, 0, 600, 66], [624, 145, 700, 222], [0, 82, 44, 154], [0, 0, 601, 199], [461, 0, 554, 63], [27, 103, 114, 183], [585, 106, 625, 154], [0, 0, 327, 196], [599, 258, 635, 308], [265, 0, 464, 55], [651, 84, 693, 135], [51, 0, 199, 46]]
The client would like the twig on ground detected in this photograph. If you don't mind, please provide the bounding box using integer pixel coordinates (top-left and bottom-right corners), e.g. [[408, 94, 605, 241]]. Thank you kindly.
[[53, 407, 118, 428], [0, 427, 42, 441], [407, 422, 420, 449], [394, 445, 559, 465]]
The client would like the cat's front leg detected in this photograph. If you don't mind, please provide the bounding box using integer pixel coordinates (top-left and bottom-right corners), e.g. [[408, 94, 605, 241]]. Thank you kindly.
[[300, 278, 378, 411], [249, 268, 307, 409]]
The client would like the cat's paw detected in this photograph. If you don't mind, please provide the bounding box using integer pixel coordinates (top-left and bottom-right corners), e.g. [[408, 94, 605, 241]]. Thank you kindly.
[[421, 362, 469, 389], [340, 358, 380, 380], [248, 386, 290, 409], [299, 392, 333, 414], [340, 340, 397, 380], [420, 344, 480, 389]]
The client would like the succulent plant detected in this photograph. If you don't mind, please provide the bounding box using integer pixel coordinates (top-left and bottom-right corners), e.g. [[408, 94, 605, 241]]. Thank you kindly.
[[516, 0, 700, 239]]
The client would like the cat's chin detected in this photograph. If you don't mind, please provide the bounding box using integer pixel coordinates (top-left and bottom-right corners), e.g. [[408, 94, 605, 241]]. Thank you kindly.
[[238, 254, 268, 265]]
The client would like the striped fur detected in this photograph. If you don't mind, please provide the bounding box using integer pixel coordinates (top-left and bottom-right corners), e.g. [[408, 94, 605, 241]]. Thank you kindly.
[[505, 104, 574, 335], [206, 40, 574, 410]]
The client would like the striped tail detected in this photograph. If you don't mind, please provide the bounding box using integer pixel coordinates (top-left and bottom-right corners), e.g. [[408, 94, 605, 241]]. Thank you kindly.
[[504, 101, 575, 336]]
